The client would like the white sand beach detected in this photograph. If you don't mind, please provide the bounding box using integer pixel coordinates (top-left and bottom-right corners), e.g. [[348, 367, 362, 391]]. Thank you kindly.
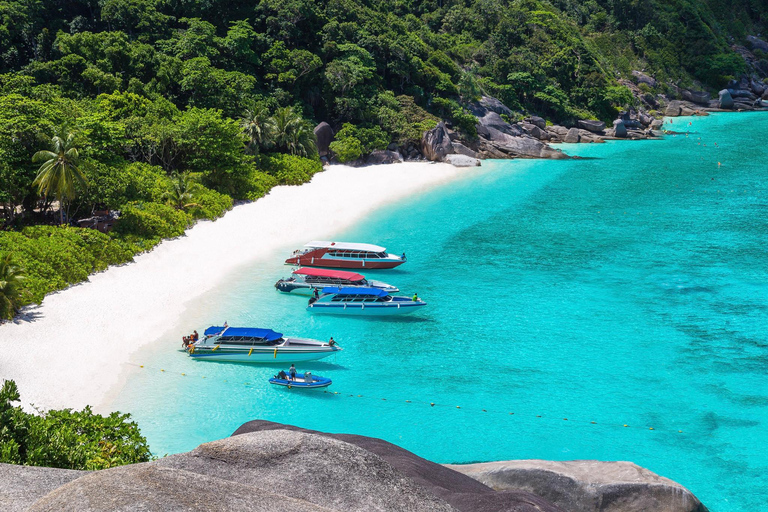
[[0, 162, 468, 412]]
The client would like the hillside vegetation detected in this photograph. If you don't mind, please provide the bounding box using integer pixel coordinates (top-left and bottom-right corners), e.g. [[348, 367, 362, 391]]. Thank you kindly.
[[0, 0, 765, 317]]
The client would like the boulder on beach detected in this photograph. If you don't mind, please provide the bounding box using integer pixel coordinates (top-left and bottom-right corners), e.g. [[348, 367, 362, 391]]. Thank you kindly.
[[563, 127, 580, 143], [313, 122, 334, 157], [365, 149, 403, 165], [613, 119, 628, 138], [650, 119, 664, 130], [577, 120, 605, 133], [719, 89, 734, 109], [421, 121, 454, 162], [681, 90, 711, 105], [451, 141, 479, 158], [664, 100, 682, 116], [528, 116, 546, 130], [445, 154, 481, 167], [448, 460, 708, 512]]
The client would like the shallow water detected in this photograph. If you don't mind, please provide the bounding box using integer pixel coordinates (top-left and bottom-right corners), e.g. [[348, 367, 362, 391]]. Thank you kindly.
[[114, 112, 768, 511]]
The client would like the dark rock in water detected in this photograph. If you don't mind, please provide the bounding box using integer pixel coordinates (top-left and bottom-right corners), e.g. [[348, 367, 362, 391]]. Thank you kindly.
[[577, 120, 605, 133], [29, 464, 330, 512], [718, 89, 734, 109], [665, 100, 682, 116], [613, 119, 628, 138], [681, 90, 711, 105], [477, 112, 524, 137], [232, 421, 565, 512], [421, 122, 454, 162], [631, 71, 656, 87], [528, 116, 546, 130], [563, 127, 580, 143], [313, 122, 334, 157], [747, 35, 768, 53], [448, 460, 708, 512], [0, 464, 85, 512], [478, 96, 513, 116], [366, 149, 403, 165]]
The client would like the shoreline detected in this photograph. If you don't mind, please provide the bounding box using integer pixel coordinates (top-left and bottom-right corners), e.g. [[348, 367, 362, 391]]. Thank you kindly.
[[0, 162, 469, 412]]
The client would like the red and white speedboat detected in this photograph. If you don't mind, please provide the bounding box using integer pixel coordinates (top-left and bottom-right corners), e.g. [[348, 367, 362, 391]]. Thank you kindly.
[[275, 267, 399, 295], [284, 241, 406, 269]]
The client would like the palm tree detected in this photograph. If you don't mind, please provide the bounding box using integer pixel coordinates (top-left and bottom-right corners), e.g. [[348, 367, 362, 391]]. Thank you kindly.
[[240, 105, 275, 154], [272, 107, 317, 158], [0, 254, 26, 321], [32, 133, 87, 225], [162, 172, 198, 210]]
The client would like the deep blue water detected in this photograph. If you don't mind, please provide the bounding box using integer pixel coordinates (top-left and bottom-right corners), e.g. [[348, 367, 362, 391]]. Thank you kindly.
[[114, 112, 768, 511]]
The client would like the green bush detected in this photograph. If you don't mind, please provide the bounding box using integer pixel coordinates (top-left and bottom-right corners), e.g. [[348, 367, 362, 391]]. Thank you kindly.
[[329, 123, 388, 163], [113, 202, 191, 239], [257, 153, 322, 186], [187, 185, 233, 220], [329, 137, 363, 163], [0, 379, 151, 469]]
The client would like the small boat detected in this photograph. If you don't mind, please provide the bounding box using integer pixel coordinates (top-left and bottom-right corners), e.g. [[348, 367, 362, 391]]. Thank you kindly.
[[285, 241, 406, 269], [187, 326, 341, 363], [307, 287, 426, 316], [275, 267, 399, 295], [269, 371, 332, 389]]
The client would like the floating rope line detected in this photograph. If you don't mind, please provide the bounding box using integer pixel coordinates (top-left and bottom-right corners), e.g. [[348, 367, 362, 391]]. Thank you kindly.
[[128, 362, 687, 434]]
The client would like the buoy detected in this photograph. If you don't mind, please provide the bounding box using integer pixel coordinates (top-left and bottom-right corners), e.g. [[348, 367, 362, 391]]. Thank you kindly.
[[140, 365, 144, 368], [536, 415, 541, 418], [161, 369, 165, 372], [482, 409, 487, 412], [406, 400, 411, 403], [649, 427, 654, 430], [181, 373, 185, 376], [509, 412, 514, 415], [623, 424, 629, 427], [590, 421, 596, 424], [456, 406, 460, 409], [430, 403, 435, 407], [563, 418, 568, 421]]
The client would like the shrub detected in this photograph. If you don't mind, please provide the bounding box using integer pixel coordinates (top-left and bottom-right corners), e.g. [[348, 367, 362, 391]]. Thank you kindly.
[[113, 202, 191, 239], [257, 153, 322, 186], [0, 379, 151, 469], [187, 185, 233, 220]]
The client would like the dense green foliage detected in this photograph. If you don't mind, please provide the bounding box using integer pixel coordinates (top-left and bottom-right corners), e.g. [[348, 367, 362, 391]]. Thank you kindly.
[[0, 254, 26, 320], [0, 380, 151, 469], [0, 0, 764, 314]]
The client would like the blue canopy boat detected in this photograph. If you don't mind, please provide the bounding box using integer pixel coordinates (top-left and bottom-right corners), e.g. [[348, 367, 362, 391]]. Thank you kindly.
[[269, 371, 332, 389], [186, 326, 341, 363], [307, 287, 426, 316]]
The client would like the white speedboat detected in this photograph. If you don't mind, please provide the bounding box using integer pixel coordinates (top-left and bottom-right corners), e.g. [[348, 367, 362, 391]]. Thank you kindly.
[[307, 287, 426, 316], [275, 267, 399, 295], [285, 241, 406, 269], [187, 326, 341, 363]]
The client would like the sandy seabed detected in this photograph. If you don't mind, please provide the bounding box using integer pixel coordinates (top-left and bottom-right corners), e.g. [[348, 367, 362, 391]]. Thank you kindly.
[[0, 162, 468, 412]]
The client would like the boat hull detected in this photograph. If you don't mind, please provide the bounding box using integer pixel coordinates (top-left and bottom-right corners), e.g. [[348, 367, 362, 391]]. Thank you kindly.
[[307, 302, 426, 316], [285, 256, 404, 269], [276, 281, 399, 295], [269, 376, 332, 388], [189, 347, 340, 363]]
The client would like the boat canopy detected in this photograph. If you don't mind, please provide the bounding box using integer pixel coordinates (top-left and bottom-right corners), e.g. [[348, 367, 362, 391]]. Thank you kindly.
[[204, 326, 283, 340], [322, 287, 389, 297], [293, 267, 365, 281], [305, 241, 386, 252]]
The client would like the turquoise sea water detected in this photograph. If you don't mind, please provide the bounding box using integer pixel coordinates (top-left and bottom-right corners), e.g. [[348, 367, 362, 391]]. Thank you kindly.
[[114, 112, 767, 511]]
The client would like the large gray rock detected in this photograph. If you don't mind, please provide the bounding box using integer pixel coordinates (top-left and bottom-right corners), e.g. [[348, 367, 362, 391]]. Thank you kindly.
[[749, 79, 765, 96], [154, 430, 455, 512], [730, 88, 757, 100], [719, 89, 734, 109], [631, 71, 656, 87], [478, 96, 514, 116], [577, 120, 606, 133], [528, 116, 546, 130], [448, 460, 707, 512], [613, 119, 628, 138], [681, 90, 711, 105], [313, 122, 334, 157], [451, 142, 479, 158], [563, 127, 580, 143], [366, 149, 403, 165], [650, 119, 664, 129], [746, 35, 768, 53], [0, 464, 85, 512], [477, 112, 524, 136], [445, 154, 481, 167], [481, 127, 566, 158], [29, 464, 331, 512], [521, 123, 544, 139], [664, 100, 682, 116], [421, 122, 454, 162]]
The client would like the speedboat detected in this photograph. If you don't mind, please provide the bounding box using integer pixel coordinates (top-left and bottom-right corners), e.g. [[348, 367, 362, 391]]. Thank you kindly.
[[307, 287, 426, 316], [275, 267, 399, 295], [269, 371, 332, 389], [284, 241, 406, 269], [187, 326, 341, 363]]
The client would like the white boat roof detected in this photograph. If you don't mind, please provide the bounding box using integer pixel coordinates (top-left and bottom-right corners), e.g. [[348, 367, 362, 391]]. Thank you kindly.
[[305, 241, 387, 252]]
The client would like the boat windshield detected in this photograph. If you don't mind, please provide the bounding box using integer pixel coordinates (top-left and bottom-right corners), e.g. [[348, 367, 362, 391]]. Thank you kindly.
[[215, 336, 283, 346]]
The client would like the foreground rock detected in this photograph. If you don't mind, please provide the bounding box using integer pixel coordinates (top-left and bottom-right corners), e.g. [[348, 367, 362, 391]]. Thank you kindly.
[[448, 460, 708, 512], [0, 464, 85, 512]]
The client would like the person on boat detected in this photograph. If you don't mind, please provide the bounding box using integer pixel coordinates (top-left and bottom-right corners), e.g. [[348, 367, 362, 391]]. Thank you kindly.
[[328, 337, 336, 346], [289, 364, 297, 381], [223, 321, 228, 328], [192, 330, 198, 342], [313, 287, 320, 300], [182, 335, 190, 347], [277, 370, 287, 380], [401, 252, 406, 260], [412, 292, 419, 302]]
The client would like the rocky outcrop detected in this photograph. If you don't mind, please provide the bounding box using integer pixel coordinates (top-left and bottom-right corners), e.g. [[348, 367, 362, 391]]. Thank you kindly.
[[665, 100, 682, 116], [314, 122, 334, 158], [478, 96, 514, 116], [0, 464, 85, 512], [451, 142, 479, 158], [577, 120, 605, 133], [421, 122, 454, 162], [563, 127, 580, 143], [631, 71, 656, 87], [477, 111, 524, 136], [613, 119, 628, 138], [527, 116, 546, 130], [681, 90, 711, 105], [366, 149, 403, 165], [718, 89, 735, 109], [448, 460, 708, 512], [746, 35, 768, 53]]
